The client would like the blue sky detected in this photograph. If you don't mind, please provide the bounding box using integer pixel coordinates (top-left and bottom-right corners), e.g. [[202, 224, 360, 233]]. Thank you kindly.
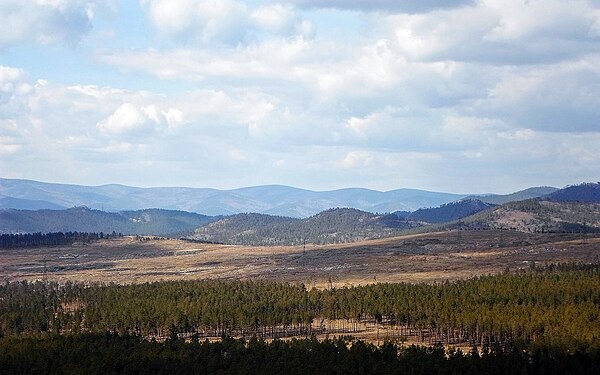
[[1, 0, 599, 193]]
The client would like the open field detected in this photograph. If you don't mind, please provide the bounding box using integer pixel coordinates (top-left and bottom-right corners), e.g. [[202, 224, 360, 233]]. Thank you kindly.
[[2, 230, 600, 287]]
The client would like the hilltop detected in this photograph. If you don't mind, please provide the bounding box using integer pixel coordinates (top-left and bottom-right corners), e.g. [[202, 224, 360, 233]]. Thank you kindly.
[[400, 198, 496, 224], [545, 182, 600, 203], [191, 208, 418, 245], [456, 199, 600, 233]]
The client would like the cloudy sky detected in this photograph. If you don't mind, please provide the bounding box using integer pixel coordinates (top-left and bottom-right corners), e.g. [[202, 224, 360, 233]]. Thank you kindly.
[[1, 0, 599, 193]]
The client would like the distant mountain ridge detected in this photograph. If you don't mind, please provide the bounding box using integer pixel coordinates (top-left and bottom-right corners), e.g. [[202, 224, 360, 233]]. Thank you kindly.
[[401, 198, 496, 224], [0, 207, 214, 236], [2, 183, 599, 241], [469, 186, 559, 205], [0, 196, 66, 210], [0, 178, 468, 217]]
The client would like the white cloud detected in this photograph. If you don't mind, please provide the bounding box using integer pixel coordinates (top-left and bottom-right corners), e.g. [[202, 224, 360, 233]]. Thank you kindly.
[[140, 0, 312, 44], [386, 0, 600, 64], [141, 0, 248, 43], [97, 103, 158, 134], [0, 0, 106, 51], [252, 4, 296, 34], [335, 150, 374, 169], [474, 56, 600, 132], [3, 0, 600, 192]]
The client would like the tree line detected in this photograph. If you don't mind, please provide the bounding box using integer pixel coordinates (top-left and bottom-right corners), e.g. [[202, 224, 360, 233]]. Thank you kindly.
[[0, 231, 122, 249], [1, 333, 598, 374]]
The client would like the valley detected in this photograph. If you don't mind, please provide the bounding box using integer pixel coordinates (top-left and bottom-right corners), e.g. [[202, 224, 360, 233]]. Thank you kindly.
[[3, 230, 599, 287]]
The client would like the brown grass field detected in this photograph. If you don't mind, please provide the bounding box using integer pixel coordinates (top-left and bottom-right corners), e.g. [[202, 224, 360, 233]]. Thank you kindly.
[[2, 230, 600, 287]]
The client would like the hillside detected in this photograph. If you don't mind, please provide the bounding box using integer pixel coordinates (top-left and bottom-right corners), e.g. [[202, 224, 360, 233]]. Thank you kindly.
[[545, 182, 600, 203], [0, 178, 465, 217], [0, 207, 215, 236], [471, 186, 558, 205], [457, 199, 600, 233], [191, 208, 420, 245], [405, 199, 495, 224]]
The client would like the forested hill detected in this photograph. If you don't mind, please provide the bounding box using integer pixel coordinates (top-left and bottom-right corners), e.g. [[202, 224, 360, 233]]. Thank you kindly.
[[191, 208, 420, 245], [456, 199, 600, 233], [0, 207, 215, 236], [545, 182, 600, 203], [400, 198, 495, 224]]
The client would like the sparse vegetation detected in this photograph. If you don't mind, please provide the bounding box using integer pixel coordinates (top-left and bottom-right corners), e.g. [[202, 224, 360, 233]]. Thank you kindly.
[[459, 200, 600, 233]]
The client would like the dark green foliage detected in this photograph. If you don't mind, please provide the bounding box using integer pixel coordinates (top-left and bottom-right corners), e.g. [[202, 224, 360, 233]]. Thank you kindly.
[[1, 265, 600, 373], [0, 231, 113, 249], [545, 182, 600, 203], [0, 334, 598, 374], [407, 199, 495, 224], [1, 264, 600, 353]]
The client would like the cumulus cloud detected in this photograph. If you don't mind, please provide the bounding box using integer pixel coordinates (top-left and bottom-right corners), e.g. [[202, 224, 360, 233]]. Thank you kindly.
[[4, 0, 600, 191], [97, 103, 163, 135], [140, 0, 248, 43], [0, 0, 106, 51], [474, 57, 600, 132], [0, 66, 31, 99], [140, 0, 313, 44], [385, 0, 600, 64]]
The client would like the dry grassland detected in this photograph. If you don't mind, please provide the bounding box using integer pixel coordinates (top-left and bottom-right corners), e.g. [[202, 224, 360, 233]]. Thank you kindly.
[[2, 230, 600, 287]]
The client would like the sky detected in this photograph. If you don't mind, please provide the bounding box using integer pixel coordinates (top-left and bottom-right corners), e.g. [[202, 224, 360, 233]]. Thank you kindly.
[[1, 0, 600, 194]]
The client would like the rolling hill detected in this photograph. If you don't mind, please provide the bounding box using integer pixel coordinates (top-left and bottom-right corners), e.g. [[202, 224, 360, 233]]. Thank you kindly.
[[405, 199, 496, 224], [0, 178, 466, 217], [456, 199, 600, 233], [191, 208, 421, 245], [544, 182, 600, 203]]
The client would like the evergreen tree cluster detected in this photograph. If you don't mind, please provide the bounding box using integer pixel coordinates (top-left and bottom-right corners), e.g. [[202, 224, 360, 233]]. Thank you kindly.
[[402, 199, 495, 224], [1, 333, 598, 375], [1, 264, 599, 353], [0, 232, 119, 249], [192, 208, 419, 245]]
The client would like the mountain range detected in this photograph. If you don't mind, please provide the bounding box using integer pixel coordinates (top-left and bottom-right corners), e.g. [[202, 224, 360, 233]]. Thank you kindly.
[[3, 179, 599, 245], [0, 178, 555, 218], [185, 183, 600, 244]]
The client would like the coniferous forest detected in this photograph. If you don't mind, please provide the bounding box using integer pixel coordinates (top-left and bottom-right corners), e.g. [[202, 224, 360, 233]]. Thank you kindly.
[[1, 263, 600, 373], [0, 232, 116, 249]]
